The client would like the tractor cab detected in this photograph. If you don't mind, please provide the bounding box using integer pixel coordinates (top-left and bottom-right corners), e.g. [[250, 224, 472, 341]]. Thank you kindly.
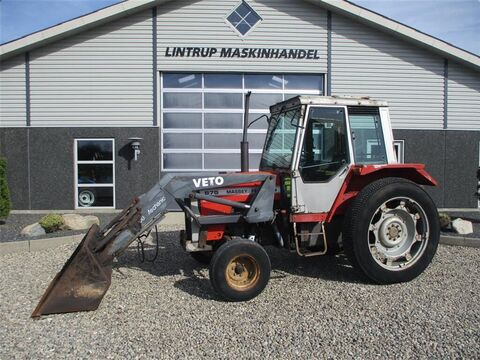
[[260, 96, 397, 214]]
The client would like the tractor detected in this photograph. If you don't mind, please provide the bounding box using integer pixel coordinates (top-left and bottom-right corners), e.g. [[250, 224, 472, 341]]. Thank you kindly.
[[32, 94, 439, 317]]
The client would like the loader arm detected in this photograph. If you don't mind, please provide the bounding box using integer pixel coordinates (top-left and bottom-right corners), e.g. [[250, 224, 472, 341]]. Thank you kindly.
[[32, 172, 276, 317]]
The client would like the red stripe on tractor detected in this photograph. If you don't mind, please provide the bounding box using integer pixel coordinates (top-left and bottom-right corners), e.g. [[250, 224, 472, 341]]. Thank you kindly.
[[290, 213, 328, 222]]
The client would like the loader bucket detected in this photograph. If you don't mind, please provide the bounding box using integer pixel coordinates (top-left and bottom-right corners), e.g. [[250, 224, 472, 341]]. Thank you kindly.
[[32, 185, 169, 317], [31, 224, 112, 317]]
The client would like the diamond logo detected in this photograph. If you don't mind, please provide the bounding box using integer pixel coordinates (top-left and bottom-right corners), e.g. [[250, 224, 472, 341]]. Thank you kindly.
[[226, 1, 262, 36]]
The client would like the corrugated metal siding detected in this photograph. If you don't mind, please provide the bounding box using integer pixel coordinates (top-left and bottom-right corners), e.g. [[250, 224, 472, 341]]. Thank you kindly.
[[448, 61, 480, 130], [0, 56, 26, 127], [156, 0, 328, 72], [331, 14, 445, 130], [29, 11, 153, 127]]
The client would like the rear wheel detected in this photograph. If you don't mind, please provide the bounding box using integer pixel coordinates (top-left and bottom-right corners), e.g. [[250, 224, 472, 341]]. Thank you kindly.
[[209, 239, 271, 301], [343, 178, 439, 284]]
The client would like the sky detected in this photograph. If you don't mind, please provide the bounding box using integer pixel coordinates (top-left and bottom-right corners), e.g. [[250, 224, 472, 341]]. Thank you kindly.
[[0, 0, 479, 55]]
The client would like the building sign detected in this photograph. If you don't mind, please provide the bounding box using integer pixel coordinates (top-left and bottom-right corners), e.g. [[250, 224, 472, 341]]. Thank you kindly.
[[165, 47, 320, 60]]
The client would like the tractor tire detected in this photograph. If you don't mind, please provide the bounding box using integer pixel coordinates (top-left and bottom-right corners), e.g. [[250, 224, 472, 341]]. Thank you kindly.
[[343, 177, 439, 284], [209, 239, 271, 302], [189, 251, 214, 265]]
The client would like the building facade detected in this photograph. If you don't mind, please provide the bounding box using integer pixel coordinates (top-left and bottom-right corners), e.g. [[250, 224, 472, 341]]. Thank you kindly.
[[0, 0, 479, 210]]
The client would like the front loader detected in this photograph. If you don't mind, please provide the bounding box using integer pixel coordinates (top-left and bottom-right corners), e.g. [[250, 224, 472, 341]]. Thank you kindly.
[[32, 95, 440, 317]]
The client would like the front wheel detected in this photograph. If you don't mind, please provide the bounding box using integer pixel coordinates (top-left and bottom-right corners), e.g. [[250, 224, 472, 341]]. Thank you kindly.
[[343, 178, 440, 284], [209, 239, 271, 301]]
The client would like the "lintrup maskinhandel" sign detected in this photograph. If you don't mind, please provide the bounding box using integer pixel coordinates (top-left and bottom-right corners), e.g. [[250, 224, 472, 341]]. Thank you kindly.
[[165, 47, 321, 60]]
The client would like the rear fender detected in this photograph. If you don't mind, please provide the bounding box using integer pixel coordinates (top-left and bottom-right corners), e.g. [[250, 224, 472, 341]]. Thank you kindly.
[[326, 164, 437, 222], [351, 164, 437, 187]]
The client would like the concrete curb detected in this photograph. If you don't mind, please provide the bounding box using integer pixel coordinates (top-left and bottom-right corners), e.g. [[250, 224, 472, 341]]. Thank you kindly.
[[0, 233, 84, 254], [439, 235, 480, 248], [0, 213, 186, 255], [2, 232, 479, 255]]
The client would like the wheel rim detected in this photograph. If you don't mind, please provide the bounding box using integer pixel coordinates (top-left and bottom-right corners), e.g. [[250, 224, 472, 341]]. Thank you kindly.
[[368, 197, 429, 271], [225, 254, 260, 291], [78, 190, 95, 207]]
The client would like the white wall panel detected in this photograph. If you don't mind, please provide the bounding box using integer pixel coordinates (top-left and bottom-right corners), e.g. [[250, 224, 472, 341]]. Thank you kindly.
[[156, 0, 328, 73], [331, 14, 445, 130], [30, 11, 153, 127], [0, 56, 26, 127], [448, 61, 480, 130]]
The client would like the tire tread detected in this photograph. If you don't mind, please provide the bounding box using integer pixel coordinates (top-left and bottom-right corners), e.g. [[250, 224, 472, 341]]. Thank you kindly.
[[343, 177, 439, 283]]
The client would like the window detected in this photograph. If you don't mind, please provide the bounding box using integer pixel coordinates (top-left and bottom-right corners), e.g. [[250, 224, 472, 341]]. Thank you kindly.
[[348, 107, 387, 165], [226, 1, 262, 36], [161, 72, 324, 171], [75, 139, 115, 208], [394, 140, 405, 163], [299, 107, 349, 182], [260, 109, 301, 169]]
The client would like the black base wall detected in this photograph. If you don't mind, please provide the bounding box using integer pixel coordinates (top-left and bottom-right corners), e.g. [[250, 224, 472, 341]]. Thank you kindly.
[[0, 127, 159, 210], [1, 127, 479, 209], [393, 129, 480, 208]]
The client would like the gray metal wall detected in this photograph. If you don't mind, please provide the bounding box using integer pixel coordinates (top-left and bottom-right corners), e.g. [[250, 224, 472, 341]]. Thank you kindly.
[[331, 14, 445, 130], [448, 61, 480, 130], [156, 0, 328, 72], [0, 128, 160, 210], [28, 10, 153, 127], [0, 55, 26, 127], [1, 0, 479, 131]]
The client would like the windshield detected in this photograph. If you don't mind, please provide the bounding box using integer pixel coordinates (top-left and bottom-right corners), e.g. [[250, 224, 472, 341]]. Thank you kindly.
[[260, 107, 302, 169]]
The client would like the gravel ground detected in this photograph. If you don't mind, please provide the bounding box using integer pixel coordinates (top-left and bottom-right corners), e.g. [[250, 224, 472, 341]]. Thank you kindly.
[[0, 225, 479, 359], [0, 213, 117, 242]]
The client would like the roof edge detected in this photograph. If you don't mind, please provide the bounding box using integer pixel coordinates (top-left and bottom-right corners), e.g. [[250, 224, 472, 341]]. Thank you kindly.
[[0, 0, 165, 61], [307, 0, 480, 71]]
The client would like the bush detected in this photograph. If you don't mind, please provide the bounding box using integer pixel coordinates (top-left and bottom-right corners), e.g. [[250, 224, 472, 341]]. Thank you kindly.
[[39, 214, 64, 233], [0, 158, 11, 219], [438, 212, 451, 230]]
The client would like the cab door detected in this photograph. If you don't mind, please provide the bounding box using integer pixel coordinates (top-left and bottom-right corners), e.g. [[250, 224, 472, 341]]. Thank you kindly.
[[291, 106, 353, 213]]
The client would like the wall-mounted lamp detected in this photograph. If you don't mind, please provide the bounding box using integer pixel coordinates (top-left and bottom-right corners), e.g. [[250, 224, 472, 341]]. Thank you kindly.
[[128, 137, 143, 161]]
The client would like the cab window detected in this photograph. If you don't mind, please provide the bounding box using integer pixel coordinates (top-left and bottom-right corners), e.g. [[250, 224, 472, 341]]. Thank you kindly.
[[348, 106, 387, 164], [299, 107, 349, 182]]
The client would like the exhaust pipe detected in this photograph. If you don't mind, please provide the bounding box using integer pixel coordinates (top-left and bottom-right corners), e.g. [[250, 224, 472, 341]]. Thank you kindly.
[[240, 91, 252, 172]]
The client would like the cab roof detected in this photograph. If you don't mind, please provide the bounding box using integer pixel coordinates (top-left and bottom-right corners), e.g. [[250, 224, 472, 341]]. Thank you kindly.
[[270, 95, 388, 113]]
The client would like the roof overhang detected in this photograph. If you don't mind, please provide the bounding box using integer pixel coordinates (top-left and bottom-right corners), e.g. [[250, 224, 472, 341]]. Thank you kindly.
[[1, 0, 479, 72], [306, 0, 480, 71], [0, 0, 168, 61]]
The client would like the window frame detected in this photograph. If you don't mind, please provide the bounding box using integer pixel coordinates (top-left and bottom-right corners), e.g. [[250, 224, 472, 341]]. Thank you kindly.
[[393, 139, 405, 163], [294, 105, 354, 184], [348, 108, 388, 165], [74, 138, 116, 209], [160, 72, 324, 172]]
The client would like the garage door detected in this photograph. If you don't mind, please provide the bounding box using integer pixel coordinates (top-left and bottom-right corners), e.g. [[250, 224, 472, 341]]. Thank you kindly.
[[161, 72, 324, 171]]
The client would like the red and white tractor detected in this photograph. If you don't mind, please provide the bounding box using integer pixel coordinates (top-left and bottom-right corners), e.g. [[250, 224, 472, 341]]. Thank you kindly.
[[32, 95, 439, 317]]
